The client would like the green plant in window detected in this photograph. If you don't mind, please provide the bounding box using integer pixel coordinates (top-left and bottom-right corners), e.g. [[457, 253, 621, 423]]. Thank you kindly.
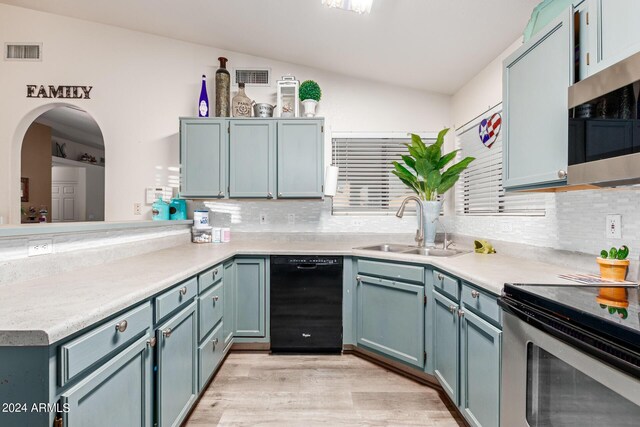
[[392, 128, 475, 201]]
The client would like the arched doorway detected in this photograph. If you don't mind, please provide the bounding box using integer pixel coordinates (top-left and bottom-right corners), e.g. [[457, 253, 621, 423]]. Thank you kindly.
[[19, 105, 105, 223]]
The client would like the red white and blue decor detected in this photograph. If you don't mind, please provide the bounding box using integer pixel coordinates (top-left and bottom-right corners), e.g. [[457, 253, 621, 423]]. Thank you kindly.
[[478, 113, 502, 148]]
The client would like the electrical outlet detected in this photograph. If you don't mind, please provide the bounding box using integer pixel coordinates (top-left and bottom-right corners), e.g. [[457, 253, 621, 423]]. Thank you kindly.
[[606, 214, 622, 239], [260, 212, 268, 225], [28, 239, 53, 257], [134, 203, 142, 215], [287, 214, 295, 225]]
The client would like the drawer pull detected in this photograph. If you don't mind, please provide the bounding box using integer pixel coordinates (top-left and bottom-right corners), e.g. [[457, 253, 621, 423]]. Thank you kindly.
[[458, 309, 465, 318], [437, 273, 444, 281], [471, 290, 480, 299], [147, 337, 157, 347], [115, 320, 128, 333], [218, 191, 224, 197], [356, 276, 362, 284], [448, 305, 456, 314], [213, 268, 219, 275], [179, 287, 188, 296], [212, 338, 219, 348], [213, 295, 220, 302], [162, 328, 173, 338]]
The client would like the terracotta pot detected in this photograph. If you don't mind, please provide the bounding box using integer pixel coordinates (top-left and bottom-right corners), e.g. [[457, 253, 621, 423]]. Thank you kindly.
[[596, 257, 630, 281]]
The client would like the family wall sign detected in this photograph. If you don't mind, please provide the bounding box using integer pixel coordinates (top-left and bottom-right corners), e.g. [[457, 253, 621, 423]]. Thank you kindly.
[[26, 85, 93, 99]]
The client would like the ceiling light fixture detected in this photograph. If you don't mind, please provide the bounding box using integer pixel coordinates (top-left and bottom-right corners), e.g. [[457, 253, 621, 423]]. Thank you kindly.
[[322, 0, 373, 14]]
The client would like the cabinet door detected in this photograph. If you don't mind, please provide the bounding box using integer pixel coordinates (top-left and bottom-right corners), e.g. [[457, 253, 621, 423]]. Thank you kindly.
[[433, 291, 459, 404], [223, 261, 236, 346], [276, 120, 324, 198], [503, 10, 573, 189], [229, 120, 276, 198], [234, 258, 266, 337], [157, 301, 197, 427], [356, 275, 425, 369], [595, 0, 640, 73], [62, 335, 153, 427], [180, 119, 226, 198], [460, 309, 502, 427]]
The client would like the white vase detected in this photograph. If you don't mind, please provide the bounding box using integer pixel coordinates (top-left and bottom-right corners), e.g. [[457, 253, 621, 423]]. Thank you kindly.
[[301, 99, 318, 117], [418, 200, 442, 247]]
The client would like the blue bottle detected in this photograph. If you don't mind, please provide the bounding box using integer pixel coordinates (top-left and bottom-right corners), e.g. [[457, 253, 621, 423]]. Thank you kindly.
[[152, 198, 170, 221], [198, 74, 209, 117]]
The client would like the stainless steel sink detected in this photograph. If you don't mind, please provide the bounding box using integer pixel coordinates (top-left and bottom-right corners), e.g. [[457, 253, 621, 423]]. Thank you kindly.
[[357, 244, 468, 257], [358, 244, 416, 253]]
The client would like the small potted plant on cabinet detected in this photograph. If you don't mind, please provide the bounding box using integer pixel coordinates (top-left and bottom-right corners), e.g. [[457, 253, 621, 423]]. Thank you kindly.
[[299, 80, 322, 117], [597, 245, 630, 281]]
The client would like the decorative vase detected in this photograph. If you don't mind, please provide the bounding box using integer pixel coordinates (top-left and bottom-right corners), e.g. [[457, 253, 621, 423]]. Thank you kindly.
[[420, 200, 443, 247], [301, 99, 318, 117], [232, 82, 252, 117], [596, 257, 630, 281], [215, 57, 230, 117]]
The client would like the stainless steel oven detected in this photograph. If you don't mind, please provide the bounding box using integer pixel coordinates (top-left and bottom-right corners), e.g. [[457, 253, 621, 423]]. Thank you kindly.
[[500, 284, 640, 427]]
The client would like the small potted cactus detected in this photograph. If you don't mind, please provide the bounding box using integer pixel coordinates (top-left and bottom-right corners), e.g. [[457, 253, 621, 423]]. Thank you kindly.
[[597, 245, 630, 281], [299, 80, 321, 117]]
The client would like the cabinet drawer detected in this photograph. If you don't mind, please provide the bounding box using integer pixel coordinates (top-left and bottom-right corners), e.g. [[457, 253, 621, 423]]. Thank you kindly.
[[199, 281, 224, 342], [59, 302, 152, 386], [461, 282, 501, 326], [155, 277, 198, 324], [198, 321, 224, 391], [432, 270, 459, 301], [357, 259, 424, 284], [199, 264, 223, 293]]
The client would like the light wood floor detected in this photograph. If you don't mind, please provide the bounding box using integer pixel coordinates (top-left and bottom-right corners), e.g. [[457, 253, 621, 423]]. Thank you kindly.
[[186, 353, 465, 427]]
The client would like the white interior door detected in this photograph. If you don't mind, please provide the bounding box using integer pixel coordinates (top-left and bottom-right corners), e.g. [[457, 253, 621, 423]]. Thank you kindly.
[[52, 182, 79, 222]]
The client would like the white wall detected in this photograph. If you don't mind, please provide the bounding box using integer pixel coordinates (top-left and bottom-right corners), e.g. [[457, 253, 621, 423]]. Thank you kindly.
[[0, 4, 451, 232], [451, 38, 640, 260]]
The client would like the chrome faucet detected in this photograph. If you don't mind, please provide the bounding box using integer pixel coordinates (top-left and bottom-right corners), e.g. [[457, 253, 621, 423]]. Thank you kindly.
[[396, 196, 425, 247]]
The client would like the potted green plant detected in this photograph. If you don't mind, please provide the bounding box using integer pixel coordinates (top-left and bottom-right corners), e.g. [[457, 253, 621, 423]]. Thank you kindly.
[[392, 128, 474, 246], [299, 80, 321, 117], [597, 245, 630, 281]]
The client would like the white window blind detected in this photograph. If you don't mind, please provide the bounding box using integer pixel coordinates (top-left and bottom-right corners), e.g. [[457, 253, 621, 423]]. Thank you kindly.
[[331, 133, 436, 215], [455, 105, 546, 216]]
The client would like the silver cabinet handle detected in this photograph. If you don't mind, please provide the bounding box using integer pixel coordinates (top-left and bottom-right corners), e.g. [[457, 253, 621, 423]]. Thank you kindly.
[[448, 305, 456, 314], [179, 287, 187, 296], [267, 192, 273, 199], [147, 337, 157, 347], [458, 309, 465, 318], [356, 275, 362, 284], [115, 320, 128, 333], [437, 273, 444, 281], [162, 328, 172, 338], [278, 192, 283, 197], [558, 170, 567, 179], [213, 268, 219, 275], [218, 191, 224, 197], [213, 295, 219, 302], [212, 338, 219, 349], [471, 290, 480, 299]]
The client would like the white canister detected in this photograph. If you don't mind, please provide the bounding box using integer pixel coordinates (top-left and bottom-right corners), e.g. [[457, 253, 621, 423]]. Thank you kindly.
[[212, 227, 222, 243], [193, 210, 209, 229], [222, 227, 231, 242]]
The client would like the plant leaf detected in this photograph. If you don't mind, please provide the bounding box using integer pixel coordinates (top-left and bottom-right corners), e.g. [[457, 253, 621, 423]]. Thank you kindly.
[[397, 176, 419, 195], [392, 162, 416, 182], [410, 134, 427, 156], [415, 158, 434, 178], [406, 144, 422, 160], [443, 156, 475, 176], [427, 170, 442, 191], [401, 155, 417, 171], [434, 128, 449, 150], [437, 174, 460, 194], [437, 150, 460, 169]]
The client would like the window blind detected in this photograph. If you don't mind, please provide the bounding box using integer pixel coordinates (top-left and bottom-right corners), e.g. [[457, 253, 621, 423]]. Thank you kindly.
[[331, 134, 436, 215], [455, 105, 546, 216]]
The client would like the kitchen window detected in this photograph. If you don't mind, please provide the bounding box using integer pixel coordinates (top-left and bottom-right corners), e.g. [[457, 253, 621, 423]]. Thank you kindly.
[[455, 105, 546, 216], [331, 132, 436, 215]]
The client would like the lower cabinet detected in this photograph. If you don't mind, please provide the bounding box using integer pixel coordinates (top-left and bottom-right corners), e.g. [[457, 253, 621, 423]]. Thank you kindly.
[[433, 291, 460, 404], [61, 335, 153, 427], [460, 308, 502, 427], [156, 301, 198, 427], [234, 258, 267, 338], [198, 321, 225, 391], [223, 261, 236, 346], [356, 274, 425, 369]]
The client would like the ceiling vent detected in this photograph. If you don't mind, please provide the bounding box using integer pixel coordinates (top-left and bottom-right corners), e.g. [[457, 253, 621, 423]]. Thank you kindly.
[[4, 43, 42, 61], [233, 67, 271, 87]]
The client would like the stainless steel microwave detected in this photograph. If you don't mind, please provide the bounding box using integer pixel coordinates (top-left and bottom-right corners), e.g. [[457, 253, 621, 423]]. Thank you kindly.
[[568, 50, 640, 187]]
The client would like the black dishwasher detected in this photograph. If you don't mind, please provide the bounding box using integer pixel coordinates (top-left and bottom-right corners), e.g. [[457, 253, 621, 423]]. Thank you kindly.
[[270, 256, 343, 354]]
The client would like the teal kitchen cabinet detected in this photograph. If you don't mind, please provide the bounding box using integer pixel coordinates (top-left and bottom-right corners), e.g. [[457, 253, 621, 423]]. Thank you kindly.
[[223, 260, 236, 347], [432, 290, 460, 404], [179, 118, 227, 198], [276, 120, 324, 198], [156, 301, 198, 427], [234, 258, 267, 338], [228, 120, 276, 198], [61, 335, 153, 427], [460, 308, 502, 427], [503, 9, 573, 190], [355, 274, 425, 369]]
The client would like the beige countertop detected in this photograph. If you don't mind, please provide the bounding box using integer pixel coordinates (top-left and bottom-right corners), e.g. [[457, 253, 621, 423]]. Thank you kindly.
[[0, 238, 581, 347]]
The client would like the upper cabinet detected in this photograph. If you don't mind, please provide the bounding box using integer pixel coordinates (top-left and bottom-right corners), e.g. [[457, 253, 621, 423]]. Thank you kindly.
[[180, 119, 227, 198], [180, 118, 324, 199], [503, 9, 574, 190]]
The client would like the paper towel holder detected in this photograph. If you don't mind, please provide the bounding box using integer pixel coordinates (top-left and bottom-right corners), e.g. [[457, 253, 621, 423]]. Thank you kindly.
[[324, 165, 339, 197]]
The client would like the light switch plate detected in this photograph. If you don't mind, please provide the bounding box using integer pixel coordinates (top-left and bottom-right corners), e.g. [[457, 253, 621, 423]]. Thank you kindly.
[[28, 239, 53, 257], [606, 214, 622, 239]]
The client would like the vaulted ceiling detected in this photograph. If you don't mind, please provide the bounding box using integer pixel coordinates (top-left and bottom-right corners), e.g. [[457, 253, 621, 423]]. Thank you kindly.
[[1, 0, 539, 94]]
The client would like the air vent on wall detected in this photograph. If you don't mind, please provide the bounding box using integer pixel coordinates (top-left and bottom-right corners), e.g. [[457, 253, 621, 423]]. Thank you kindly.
[[233, 67, 271, 86], [4, 43, 42, 61]]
